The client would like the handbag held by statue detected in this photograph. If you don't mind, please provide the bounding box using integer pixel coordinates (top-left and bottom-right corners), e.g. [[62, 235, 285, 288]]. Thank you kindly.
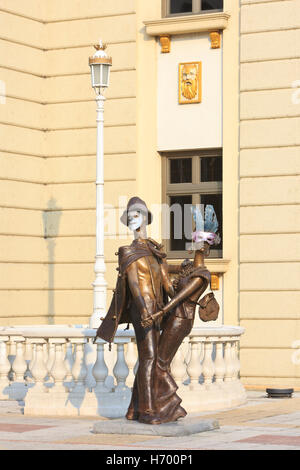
[[198, 292, 219, 322]]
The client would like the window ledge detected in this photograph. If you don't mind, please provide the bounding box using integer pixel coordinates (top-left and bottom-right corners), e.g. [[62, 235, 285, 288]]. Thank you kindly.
[[144, 11, 230, 37], [205, 258, 230, 274]]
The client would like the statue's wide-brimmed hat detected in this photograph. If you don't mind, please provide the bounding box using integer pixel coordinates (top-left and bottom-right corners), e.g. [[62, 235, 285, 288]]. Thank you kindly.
[[120, 197, 153, 226]]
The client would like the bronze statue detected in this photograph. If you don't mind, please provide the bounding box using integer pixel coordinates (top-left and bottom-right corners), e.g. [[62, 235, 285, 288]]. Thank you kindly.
[[95, 198, 220, 424], [95, 197, 174, 424]]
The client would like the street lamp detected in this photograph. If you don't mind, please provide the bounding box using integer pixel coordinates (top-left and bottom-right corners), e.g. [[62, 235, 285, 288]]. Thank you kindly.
[[89, 40, 112, 328]]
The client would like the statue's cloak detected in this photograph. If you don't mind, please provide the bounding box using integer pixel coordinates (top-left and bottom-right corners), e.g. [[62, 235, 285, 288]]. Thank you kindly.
[[95, 239, 166, 345]]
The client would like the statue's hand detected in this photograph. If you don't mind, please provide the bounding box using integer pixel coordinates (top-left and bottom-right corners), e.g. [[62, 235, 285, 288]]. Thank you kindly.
[[141, 316, 154, 328], [141, 310, 164, 328]]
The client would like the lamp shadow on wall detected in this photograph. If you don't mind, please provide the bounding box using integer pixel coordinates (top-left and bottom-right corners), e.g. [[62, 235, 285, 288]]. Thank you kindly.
[[42, 198, 62, 325]]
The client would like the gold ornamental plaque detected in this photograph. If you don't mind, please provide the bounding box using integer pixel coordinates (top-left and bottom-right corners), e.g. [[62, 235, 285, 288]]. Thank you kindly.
[[179, 62, 202, 105]]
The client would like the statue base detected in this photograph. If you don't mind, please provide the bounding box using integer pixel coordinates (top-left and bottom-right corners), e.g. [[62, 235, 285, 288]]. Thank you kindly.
[[92, 416, 219, 437]]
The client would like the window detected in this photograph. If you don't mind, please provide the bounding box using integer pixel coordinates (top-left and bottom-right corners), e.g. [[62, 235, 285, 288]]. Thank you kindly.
[[162, 150, 223, 259], [164, 0, 223, 17]]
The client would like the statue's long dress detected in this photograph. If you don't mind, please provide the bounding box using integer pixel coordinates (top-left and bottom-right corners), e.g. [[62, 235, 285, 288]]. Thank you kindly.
[[154, 268, 209, 423]]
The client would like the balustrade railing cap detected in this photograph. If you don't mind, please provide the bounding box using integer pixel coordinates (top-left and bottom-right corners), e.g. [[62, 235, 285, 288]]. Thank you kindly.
[[0, 328, 24, 336], [190, 325, 245, 337], [0, 325, 135, 340], [0, 325, 243, 342]]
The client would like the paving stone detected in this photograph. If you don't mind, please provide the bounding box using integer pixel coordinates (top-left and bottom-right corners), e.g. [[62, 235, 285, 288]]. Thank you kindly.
[[237, 434, 300, 447], [0, 423, 55, 433], [56, 433, 160, 446], [198, 397, 300, 426]]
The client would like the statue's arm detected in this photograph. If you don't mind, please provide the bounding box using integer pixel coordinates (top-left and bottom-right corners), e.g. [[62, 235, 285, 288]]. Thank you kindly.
[[161, 277, 203, 315], [126, 261, 150, 320]]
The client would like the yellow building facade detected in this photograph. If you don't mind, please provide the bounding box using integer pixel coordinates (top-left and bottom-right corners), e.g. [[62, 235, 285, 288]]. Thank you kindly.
[[0, 0, 299, 389]]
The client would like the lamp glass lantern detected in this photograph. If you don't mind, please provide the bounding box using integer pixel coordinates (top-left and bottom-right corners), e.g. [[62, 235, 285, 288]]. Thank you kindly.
[[89, 44, 112, 95]]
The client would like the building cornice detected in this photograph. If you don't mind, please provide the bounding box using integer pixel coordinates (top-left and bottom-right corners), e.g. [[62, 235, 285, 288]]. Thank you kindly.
[[144, 12, 230, 37]]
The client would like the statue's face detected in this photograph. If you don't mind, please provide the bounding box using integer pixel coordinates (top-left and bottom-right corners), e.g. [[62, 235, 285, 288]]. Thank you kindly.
[[127, 210, 144, 232], [181, 64, 198, 100]]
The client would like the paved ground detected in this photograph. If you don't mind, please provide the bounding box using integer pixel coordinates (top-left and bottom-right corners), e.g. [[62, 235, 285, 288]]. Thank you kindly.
[[0, 391, 299, 450]]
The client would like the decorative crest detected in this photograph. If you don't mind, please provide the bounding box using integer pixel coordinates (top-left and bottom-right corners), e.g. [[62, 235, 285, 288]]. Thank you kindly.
[[94, 40, 107, 51]]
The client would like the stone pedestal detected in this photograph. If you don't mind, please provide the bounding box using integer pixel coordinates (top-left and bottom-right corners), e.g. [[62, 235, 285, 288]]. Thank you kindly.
[[92, 416, 219, 437]]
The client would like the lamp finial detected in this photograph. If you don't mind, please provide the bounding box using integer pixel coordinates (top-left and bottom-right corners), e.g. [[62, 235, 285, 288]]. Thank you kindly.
[[94, 39, 107, 51]]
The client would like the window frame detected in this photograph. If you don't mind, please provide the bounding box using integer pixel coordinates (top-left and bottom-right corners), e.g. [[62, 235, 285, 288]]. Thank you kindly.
[[162, 0, 223, 18], [161, 149, 223, 259]]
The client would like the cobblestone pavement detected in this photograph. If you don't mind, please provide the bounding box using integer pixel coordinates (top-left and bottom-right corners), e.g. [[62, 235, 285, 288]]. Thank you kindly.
[[0, 392, 299, 450]]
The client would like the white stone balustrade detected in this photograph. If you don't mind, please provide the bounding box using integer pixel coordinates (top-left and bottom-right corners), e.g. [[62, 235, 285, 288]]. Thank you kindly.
[[0, 325, 246, 417]]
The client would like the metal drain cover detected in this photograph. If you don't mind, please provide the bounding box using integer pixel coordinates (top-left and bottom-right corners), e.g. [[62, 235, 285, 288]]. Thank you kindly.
[[266, 388, 294, 398]]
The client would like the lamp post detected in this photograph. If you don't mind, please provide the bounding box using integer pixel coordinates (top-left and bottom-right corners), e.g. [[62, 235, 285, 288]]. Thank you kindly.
[[89, 40, 112, 328]]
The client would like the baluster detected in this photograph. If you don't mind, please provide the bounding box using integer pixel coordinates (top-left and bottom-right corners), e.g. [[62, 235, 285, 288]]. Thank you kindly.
[[125, 340, 136, 388], [30, 339, 48, 391], [64, 341, 74, 387], [236, 339, 242, 381], [8, 337, 16, 381], [113, 341, 129, 392], [231, 339, 240, 381], [84, 339, 97, 390], [224, 340, 234, 383], [181, 337, 190, 384], [28, 343, 36, 381], [48, 339, 68, 392], [46, 342, 55, 383], [186, 337, 202, 390], [214, 339, 226, 386], [171, 341, 187, 388], [43, 343, 48, 365], [10, 337, 27, 400], [0, 336, 10, 399], [92, 339, 111, 392], [230, 337, 246, 401], [202, 338, 215, 388], [24, 339, 34, 383], [71, 338, 87, 393]]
